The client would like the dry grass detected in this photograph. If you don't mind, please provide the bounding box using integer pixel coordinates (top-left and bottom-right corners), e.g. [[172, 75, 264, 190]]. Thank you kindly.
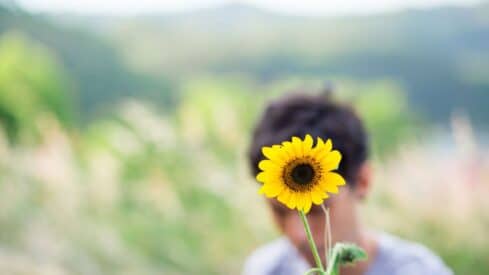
[[0, 103, 487, 274]]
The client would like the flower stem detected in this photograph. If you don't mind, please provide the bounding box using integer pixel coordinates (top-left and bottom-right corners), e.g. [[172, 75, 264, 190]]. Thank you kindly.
[[321, 204, 332, 260], [298, 210, 325, 272], [304, 268, 322, 275]]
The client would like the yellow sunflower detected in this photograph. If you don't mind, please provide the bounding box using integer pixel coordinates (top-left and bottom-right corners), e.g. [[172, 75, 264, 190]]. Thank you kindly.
[[256, 134, 345, 213]]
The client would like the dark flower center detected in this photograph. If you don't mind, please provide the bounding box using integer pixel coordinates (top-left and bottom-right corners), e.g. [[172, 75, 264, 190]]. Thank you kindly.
[[291, 164, 315, 185]]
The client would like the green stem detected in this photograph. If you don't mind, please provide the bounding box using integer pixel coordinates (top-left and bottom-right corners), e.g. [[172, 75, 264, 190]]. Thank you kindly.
[[304, 267, 322, 275], [298, 210, 325, 272], [325, 245, 340, 275]]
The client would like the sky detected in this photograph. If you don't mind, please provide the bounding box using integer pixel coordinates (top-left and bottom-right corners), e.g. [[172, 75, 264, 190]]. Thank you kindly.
[[16, 0, 482, 16]]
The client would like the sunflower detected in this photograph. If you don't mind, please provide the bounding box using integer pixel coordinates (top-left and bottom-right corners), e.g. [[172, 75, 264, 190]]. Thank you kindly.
[[256, 134, 345, 213]]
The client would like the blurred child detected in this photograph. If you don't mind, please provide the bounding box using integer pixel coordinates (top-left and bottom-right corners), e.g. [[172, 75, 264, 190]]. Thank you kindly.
[[244, 93, 452, 275]]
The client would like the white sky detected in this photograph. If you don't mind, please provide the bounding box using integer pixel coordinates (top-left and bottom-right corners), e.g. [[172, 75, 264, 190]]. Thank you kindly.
[[16, 0, 482, 16]]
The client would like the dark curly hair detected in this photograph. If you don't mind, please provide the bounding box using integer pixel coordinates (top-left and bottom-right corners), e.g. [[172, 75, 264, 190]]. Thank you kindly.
[[248, 92, 368, 187]]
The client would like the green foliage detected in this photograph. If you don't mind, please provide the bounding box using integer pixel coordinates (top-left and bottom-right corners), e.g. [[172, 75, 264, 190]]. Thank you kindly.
[[103, 4, 489, 126], [351, 80, 420, 156], [327, 243, 367, 275], [0, 32, 73, 142], [178, 77, 263, 163], [0, 7, 174, 123]]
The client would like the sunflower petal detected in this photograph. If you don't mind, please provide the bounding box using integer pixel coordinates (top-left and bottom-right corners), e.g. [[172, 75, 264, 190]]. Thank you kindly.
[[316, 137, 325, 148], [258, 160, 280, 171], [296, 193, 305, 211], [310, 137, 324, 158], [324, 139, 333, 152], [320, 172, 345, 194], [291, 136, 303, 157], [262, 146, 284, 162], [258, 182, 283, 198], [313, 139, 333, 159], [256, 172, 268, 183], [302, 197, 312, 213], [281, 141, 292, 149], [322, 183, 339, 194], [311, 187, 327, 205], [272, 145, 289, 160], [281, 141, 295, 157], [286, 192, 297, 209], [303, 134, 313, 155], [277, 189, 291, 205], [324, 172, 346, 186], [313, 150, 325, 160], [321, 150, 342, 171]]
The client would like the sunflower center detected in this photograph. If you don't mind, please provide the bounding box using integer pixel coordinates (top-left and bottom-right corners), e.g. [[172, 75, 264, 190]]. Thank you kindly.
[[291, 164, 315, 185]]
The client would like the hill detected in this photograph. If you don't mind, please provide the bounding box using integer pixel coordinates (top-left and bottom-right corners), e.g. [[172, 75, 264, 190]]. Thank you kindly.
[[70, 3, 489, 126], [2, 3, 489, 126], [0, 5, 172, 123]]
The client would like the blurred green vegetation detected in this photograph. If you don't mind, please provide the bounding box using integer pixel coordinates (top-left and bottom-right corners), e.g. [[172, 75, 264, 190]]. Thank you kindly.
[[0, 6, 176, 123], [0, 2, 488, 275], [79, 3, 489, 126], [2, 4, 489, 126], [0, 32, 73, 142]]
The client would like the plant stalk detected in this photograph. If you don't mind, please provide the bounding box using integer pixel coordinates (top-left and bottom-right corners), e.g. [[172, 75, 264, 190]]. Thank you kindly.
[[321, 204, 332, 260], [298, 210, 325, 273]]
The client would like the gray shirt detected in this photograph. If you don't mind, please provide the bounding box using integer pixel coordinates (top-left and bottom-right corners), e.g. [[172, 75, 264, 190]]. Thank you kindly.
[[243, 232, 453, 275]]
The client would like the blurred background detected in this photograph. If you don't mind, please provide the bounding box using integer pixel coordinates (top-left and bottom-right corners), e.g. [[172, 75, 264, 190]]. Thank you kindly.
[[0, 0, 488, 274]]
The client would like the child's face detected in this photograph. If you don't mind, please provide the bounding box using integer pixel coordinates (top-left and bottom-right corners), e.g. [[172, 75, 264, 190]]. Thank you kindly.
[[268, 178, 366, 267]]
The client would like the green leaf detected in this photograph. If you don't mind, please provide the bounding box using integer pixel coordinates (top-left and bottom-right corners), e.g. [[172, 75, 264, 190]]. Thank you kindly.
[[326, 243, 367, 275]]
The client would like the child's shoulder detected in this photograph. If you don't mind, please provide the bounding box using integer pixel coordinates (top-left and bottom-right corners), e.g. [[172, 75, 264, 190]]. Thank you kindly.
[[242, 237, 302, 275], [367, 232, 453, 275]]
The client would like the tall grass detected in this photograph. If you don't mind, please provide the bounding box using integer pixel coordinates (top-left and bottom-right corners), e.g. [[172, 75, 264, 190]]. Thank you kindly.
[[0, 100, 487, 274]]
